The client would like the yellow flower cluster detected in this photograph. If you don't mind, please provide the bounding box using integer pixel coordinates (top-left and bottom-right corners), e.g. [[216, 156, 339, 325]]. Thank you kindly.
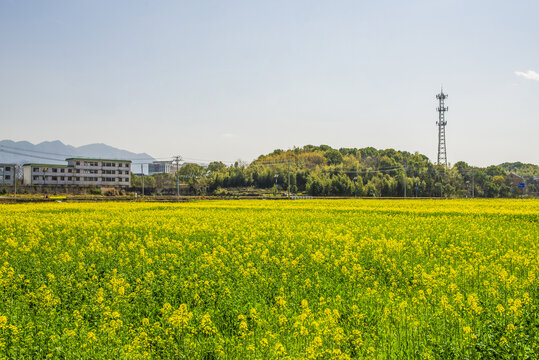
[[0, 199, 537, 358]]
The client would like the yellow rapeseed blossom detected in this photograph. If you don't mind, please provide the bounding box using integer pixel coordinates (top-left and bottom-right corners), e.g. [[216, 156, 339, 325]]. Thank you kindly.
[[0, 199, 536, 358]]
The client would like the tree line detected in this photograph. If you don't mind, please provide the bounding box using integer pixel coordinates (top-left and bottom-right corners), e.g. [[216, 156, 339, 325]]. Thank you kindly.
[[131, 145, 538, 198]]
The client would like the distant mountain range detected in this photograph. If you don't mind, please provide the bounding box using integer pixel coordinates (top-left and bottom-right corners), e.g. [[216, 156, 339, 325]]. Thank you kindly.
[[0, 140, 154, 165]]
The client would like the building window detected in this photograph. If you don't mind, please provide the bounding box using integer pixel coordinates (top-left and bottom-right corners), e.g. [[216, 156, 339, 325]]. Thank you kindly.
[[33, 168, 39, 172], [68, 177, 72, 181], [52, 176, 57, 180], [52, 168, 57, 173], [33, 176, 39, 180], [76, 177, 80, 181], [5, 167, 10, 171], [5, 175, 10, 180], [76, 161, 80, 165]]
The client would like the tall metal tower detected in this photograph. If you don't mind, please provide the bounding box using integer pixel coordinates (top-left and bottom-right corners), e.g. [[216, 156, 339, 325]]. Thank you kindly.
[[436, 88, 448, 166]]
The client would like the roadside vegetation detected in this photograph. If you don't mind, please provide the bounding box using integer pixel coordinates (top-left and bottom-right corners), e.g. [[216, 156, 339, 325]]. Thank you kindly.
[[130, 146, 538, 197]]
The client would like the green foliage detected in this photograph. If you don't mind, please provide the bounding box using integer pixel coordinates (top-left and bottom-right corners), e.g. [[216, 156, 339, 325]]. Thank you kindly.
[[87, 187, 101, 195], [324, 149, 344, 165], [207, 161, 227, 174], [132, 146, 537, 198], [179, 163, 206, 182], [499, 162, 539, 177]]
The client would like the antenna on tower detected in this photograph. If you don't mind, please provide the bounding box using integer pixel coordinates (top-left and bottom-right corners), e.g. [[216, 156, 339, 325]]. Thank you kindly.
[[436, 87, 448, 167]]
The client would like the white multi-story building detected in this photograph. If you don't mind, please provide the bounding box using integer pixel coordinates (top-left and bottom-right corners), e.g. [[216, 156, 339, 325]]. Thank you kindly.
[[148, 161, 179, 175], [0, 164, 16, 186], [23, 158, 131, 187]]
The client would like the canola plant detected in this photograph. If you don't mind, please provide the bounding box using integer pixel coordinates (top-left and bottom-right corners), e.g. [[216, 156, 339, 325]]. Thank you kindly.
[[0, 199, 538, 359]]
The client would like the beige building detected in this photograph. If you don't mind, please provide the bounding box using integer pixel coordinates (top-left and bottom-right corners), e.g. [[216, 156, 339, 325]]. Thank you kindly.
[[23, 158, 131, 187]]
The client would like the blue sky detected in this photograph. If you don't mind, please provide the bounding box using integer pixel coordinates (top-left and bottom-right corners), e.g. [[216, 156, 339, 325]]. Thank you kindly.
[[1, 0, 537, 166]]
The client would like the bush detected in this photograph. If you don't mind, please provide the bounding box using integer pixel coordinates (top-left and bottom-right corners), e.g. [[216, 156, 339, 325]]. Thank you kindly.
[[213, 187, 229, 196]]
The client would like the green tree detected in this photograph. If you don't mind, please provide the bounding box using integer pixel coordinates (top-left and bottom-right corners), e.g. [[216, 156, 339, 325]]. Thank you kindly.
[[208, 161, 227, 174], [324, 150, 343, 165], [179, 163, 206, 181]]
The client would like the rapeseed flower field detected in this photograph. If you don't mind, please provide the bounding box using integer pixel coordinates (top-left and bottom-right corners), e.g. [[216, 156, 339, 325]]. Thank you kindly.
[[0, 199, 537, 359]]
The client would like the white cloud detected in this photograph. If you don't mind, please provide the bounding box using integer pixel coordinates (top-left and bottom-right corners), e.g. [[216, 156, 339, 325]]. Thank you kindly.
[[515, 70, 539, 81]]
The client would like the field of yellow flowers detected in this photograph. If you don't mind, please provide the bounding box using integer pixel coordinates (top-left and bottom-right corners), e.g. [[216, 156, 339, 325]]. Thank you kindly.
[[0, 199, 538, 359]]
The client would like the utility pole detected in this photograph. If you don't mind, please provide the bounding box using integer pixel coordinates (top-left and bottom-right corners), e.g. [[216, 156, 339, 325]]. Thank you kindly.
[[173, 155, 182, 197], [471, 169, 475, 198], [403, 167, 407, 198], [43, 167, 48, 195], [13, 164, 17, 197], [355, 164, 359, 198], [141, 163, 144, 197], [287, 162, 291, 199], [436, 88, 448, 167]]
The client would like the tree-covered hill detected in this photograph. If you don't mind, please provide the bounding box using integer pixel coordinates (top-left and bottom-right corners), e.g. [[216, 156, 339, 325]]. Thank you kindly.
[[131, 145, 538, 198], [498, 162, 539, 177]]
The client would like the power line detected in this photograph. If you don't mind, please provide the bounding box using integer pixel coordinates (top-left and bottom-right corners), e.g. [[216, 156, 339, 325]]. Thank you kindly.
[[0, 144, 76, 158], [320, 166, 406, 175], [0, 145, 171, 162], [0, 148, 65, 162], [0, 144, 238, 165]]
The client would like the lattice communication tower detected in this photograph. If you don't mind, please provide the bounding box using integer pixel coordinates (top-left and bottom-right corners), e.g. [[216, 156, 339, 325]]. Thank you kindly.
[[436, 88, 448, 166]]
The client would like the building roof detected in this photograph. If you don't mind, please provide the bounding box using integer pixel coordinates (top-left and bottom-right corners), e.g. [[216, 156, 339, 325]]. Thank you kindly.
[[65, 157, 132, 163], [23, 163, 70, 167], [508, 172, 525, 180]]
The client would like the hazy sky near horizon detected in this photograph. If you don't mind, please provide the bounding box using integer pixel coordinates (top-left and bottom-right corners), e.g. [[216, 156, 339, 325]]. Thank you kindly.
[[1, 0, 538, 166]]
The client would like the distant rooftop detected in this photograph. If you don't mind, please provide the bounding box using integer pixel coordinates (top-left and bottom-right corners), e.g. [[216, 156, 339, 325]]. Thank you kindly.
[[23, 163, 69, 167], [66, 157, 132, 163]]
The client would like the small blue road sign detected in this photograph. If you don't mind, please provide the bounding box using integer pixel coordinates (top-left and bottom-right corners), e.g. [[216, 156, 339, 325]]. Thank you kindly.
[[518, 183, 525, 188]]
